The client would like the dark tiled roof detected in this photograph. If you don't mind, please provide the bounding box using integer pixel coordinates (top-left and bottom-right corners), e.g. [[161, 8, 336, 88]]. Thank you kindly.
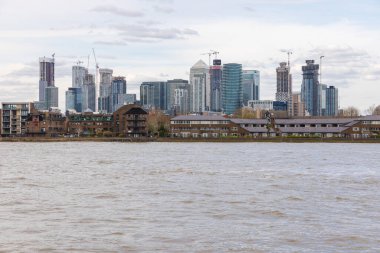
[[171, 115, 228, 121]]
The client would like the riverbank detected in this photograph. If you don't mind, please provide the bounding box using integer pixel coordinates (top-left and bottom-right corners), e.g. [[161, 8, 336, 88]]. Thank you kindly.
[[1, 137, 380, 143]]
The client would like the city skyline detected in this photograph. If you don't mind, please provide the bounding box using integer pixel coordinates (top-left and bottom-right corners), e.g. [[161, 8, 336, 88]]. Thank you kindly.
[[0, 0, 380, 112]]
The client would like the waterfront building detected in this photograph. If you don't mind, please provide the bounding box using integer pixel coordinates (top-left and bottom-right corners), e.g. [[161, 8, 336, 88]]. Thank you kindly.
[[242, 70, 260, 106], [110, 76, 127, 113], [1, 102, 31, 136], [167, 79, 190, 115], [66, 111, 113, 136], [140, 82, 167, 111], [98, 68, 113, 113], [189, 60, 210, 113], [210, 59, 222, 112], [221, 63, 243, 115], [301, 60, 320, 116], [292, 92, 305, 117], [65, 87, 82, 112], [170, 115, 380, 139], [113, 104, 148, 137], [276, 62, 292, 116], [26, 107, 66, 137]]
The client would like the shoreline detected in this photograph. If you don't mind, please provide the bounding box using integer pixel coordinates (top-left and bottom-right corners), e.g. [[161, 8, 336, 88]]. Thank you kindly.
[[1, 137, 380, 143]]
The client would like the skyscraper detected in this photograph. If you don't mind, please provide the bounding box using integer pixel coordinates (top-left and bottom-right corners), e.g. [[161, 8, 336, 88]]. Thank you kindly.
[[39, 57, 58, 109], [65, 87, 82, 112], [325, 86, 339, 116], [301, 60, 320, 116], [210, 59, 222, 112], [82, 73, 96, 112], [189, 60, 210, 113], [242, 70, 260, 106], [110, 76, 127, 112], [72, 65, 87, 88], [292, 92, 305, 117], [98, 68, 113, 113], [167, 79, 190, 115], [140, 82, 167, 111], [276, 62, 292, 116], [221, 63, 242, 115]]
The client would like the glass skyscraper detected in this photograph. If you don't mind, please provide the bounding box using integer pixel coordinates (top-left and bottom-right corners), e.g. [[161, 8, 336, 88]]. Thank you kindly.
[[221, 63, 243, 115], [140, 82, 167, 111], [210, 59, 222, 112], [301, 60, 320, 116], [242, 70, 260, 106]]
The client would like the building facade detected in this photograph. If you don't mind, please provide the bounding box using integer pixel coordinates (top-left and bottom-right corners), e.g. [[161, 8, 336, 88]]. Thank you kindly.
[[1, 102, 31, 136], [65, 87, 82, 112], [98, 68, 113, 113], [167, 79, 190, 115], [140, 82, 167, 111], [113, 104, 148, 137], [221, 63, 243, 115], [292, 92, 305, 117], [110, 76, 127, 113], [39, 57, 58, 110], [210, 59, 222, 112], [301, 60, 320, 116], [325, 86, 339, 116], [189, 60, 210, 113], [26, 108, 66, 137], [242, 70, 260, 106], [276, 62, 292, 116]]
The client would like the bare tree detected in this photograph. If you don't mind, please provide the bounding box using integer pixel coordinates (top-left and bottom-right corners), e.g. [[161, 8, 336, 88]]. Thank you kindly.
[[373, 105, 380, 115], [339, 106, 360, 117]]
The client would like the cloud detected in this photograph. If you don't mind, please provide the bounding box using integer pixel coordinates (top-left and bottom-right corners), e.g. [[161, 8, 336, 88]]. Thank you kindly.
[[112, 24, 199, 42], [91, 5, 144, 17], [94, 41, 127, 46], [153, 5, 174, 14]]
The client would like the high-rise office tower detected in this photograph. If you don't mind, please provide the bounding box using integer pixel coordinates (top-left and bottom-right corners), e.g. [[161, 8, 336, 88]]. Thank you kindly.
[[82, 73, 96, 112], [210, 59, 222, 112], [325, 86, 339, 116], [65, 87, 82, 112], [39, 57, 58, 109], [189, 60, 210, 113], [140, 82, 167, 111], [242, 70, 260, 106], [276, 62, 292, 116], [221, 63, 243, 115], [167, 79, 190, 115], [110, 76, 127, 112], [72, 65, 87, 88], [98, 68, 113, 113], [301, 60, 320, 116]]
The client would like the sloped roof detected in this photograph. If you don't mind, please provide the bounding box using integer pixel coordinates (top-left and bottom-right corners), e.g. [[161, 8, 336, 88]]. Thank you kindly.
[[171, 115, 228, 121], [191, 59, 208, 69]]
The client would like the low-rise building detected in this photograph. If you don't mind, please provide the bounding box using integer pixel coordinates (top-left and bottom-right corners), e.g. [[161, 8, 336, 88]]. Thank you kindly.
[[113, 104, 148, 137], [66, 112, 113, 136], [170, 115, 242, 138], [1, 102, 31, 136], [26, 107, 66, 136]]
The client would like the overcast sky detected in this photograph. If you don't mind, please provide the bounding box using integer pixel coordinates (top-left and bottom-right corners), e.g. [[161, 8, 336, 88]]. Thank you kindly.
[[0, 0, 379, 112]]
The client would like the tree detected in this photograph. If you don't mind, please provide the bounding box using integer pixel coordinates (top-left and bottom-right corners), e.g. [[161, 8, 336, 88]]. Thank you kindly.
[[147, 110, 170, 137], [233, 107, 260, 119], [339, 106, 360, 117], [373, 105, 380, 115]]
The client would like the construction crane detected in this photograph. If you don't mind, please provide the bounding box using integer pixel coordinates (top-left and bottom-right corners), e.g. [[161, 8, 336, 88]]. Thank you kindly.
[[201, 51, 213, 66], [211, 50, 220, 59]]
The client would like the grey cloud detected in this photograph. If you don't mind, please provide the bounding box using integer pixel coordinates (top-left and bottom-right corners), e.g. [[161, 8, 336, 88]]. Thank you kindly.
[[153, 5, 174, 14], [113, 24, 199, 42], [94, 41, 127, 46], [91, 5, 144, 17], [0, 80, 38, 102]]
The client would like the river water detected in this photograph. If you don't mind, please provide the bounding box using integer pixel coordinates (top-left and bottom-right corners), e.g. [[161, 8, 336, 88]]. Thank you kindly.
[[0, 142, 379, 252]]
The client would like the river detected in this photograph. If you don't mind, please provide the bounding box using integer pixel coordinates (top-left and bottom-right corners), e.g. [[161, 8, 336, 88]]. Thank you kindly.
[[0, 142, 379, 252]]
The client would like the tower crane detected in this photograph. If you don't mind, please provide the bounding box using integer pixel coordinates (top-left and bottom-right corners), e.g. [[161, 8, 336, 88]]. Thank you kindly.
[[211, 50, 220, 59], [201, 51, 213, 66]]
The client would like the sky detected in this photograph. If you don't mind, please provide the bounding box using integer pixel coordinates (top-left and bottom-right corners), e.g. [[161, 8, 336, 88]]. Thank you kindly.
[[0, 0, 379, 112]]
